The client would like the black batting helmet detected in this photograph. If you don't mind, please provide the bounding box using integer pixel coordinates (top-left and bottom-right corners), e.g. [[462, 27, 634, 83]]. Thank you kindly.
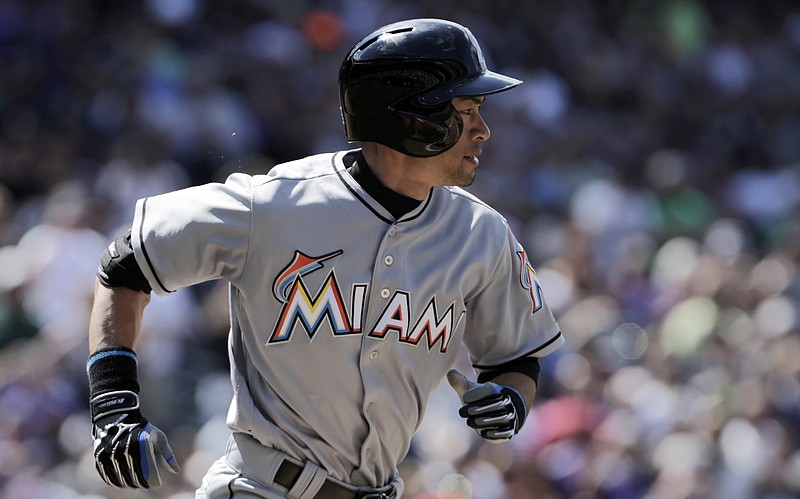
[[339, 18, 522, 157]]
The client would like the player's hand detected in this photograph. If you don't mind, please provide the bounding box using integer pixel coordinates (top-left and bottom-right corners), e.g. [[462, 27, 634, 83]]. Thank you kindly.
[[447, 369, 527, 443], [90, 390, 179, 488]]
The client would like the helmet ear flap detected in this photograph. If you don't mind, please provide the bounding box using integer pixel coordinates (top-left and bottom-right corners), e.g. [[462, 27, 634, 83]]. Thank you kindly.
[[393, 104, 464, 156]]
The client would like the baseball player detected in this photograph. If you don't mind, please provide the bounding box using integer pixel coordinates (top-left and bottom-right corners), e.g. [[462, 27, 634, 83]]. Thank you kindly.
[[87, 18, 564, 498]]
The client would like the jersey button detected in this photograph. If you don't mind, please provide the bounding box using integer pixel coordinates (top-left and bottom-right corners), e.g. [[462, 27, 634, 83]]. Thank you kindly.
[[380, 288, 390, 298], [384, 255, 394, 266], [369, 350, 379, 360], [388, 227, 397, 237]]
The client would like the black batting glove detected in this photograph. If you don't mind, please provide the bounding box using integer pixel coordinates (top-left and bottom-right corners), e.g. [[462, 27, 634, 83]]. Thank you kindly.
[[88, 348, 179, 488], [91, 390, 179, 488], [447, 369, 527, 443]]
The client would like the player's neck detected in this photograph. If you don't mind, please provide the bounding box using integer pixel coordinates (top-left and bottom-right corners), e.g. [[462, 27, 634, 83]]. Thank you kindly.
[[349, 153, 423, 219], [360, 146, 433, 201]]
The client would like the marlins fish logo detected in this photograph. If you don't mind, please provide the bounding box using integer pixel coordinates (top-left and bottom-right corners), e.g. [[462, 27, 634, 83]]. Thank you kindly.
[[273, 249, 343, 302]]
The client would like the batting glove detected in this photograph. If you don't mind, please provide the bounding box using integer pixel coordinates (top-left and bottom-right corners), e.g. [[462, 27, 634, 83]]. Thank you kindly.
[[91, 390, 179, 488], [88, 347, 179, 488], [447, 369, 527, 443]]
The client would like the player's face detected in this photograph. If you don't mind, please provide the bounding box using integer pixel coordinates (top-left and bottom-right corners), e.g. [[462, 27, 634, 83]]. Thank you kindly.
[[427, 96, 490, 187]]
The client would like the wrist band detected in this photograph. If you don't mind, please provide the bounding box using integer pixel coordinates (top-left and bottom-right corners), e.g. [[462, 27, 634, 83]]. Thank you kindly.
[[87, 346, 140, 396]]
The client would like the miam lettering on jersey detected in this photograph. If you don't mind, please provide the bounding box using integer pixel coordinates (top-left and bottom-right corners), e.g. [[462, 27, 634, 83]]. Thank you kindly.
[[269, 250, 457, 352], [370, 291, 456, 353]]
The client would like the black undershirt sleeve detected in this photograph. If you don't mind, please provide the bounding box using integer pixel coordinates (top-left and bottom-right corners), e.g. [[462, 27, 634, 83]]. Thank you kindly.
[[477, 356, 541, 386]]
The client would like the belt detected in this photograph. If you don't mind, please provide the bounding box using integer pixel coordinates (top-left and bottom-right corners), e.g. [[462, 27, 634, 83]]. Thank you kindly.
[[273, 459, 396, 499]]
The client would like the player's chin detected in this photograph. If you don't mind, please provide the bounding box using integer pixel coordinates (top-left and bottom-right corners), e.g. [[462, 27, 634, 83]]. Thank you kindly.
[[459, 169, 477, 187]]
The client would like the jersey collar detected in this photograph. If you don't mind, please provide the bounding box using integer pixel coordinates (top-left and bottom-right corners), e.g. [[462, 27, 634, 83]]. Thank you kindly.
[[333, 150, 433, 224]]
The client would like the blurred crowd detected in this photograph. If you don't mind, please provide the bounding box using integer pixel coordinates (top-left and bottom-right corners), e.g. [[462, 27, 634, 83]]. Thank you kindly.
[[1, 1, 799, 498]]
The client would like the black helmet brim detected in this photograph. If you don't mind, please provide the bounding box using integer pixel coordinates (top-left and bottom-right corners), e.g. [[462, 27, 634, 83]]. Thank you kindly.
[[419, 70, 522, 106]]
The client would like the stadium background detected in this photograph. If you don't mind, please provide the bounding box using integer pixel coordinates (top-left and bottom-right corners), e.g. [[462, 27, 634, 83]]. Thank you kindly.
[[1, 1, 799, 498]]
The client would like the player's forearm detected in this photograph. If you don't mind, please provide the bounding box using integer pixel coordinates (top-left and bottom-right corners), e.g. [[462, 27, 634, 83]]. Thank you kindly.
[[87, 278, 179, 488], [492, 371, 537, 412], [89, 278, 150, 352]]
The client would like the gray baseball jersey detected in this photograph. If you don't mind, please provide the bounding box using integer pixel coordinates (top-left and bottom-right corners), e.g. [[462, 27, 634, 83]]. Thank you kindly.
[[130, 149, 563, 487]]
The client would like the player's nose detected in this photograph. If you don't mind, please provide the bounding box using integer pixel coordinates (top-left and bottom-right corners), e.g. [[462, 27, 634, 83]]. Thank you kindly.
[[470, 111, 490, 142]]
